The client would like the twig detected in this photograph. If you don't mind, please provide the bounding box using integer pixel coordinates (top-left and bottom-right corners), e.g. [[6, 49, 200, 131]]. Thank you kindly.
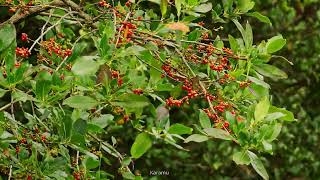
[[0, 0, 64, 27], [8, 165, 12, 180], [40, 10, 53, 42], [55, 29, 96, 72], [29, 12, 75, 52], [61, 0, 94, 27]]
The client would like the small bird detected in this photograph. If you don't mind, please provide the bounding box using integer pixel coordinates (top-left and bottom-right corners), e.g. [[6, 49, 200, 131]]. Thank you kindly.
[[96, 64, 112, 85]]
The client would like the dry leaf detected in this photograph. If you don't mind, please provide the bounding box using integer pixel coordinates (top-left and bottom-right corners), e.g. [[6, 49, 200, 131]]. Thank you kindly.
[[166, 22, 190, 33]]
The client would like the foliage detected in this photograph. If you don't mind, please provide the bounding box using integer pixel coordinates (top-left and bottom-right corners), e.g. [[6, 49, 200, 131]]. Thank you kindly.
[[0, 0, 298, 179]]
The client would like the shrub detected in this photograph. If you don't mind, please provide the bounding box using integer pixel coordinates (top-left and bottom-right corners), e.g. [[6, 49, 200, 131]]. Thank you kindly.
[[0, 0, 294, 179]]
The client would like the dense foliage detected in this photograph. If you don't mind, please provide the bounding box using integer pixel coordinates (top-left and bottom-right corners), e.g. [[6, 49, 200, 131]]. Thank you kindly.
[[2, 0, 314, 179]]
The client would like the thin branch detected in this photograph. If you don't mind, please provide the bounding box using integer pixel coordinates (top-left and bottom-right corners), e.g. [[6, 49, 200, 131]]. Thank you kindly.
[[0, 0, 65, 27], [29, 12, 75, 52]]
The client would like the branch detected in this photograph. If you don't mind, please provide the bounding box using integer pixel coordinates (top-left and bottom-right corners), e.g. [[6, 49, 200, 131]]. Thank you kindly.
[[61, 0, 93, 24], [0, 0, 64, 27]]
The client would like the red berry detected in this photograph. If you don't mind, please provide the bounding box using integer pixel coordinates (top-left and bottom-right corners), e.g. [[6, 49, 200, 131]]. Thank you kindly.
[[41, 134, 46, 143], [223, 121, 230, 128], [117, 78, 123, 86], [133, 88, 143, 95], [15, 146, 20, 154], [15, 62, 21, 68], [21, 33, 28, 41], [20, 138, 27, 144], [63, 49, 72, 57], [111, 70, 119, 78], [16, 47, 31, 58], [125, 0, 131, 7], [123, 115, 129, 122]]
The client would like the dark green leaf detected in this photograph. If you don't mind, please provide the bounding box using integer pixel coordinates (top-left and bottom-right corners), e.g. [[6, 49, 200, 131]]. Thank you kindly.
[[73, 119, 87, 135], [0, 23, 16, 52], [130, 133, 152, 158]]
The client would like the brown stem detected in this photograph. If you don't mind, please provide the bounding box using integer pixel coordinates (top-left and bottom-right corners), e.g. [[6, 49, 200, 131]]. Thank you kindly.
[[0, 0, 64, 27]]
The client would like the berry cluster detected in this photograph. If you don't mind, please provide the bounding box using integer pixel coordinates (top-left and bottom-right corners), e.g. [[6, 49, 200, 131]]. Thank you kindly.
[[166, 97, 183, 107], [7, 0, 33, 13], [117, 21, 137, 44], [14, 127, 48, 158], [133, 88, 143, 95], [41, 38, 72, 58], [16, 47, 31, 58], [111, 70, 123, 86], [98, 0, 111, 7], [239, 80, 252, 88]]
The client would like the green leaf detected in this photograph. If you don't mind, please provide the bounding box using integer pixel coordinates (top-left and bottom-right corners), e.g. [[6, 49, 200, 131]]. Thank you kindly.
[[254, 64, 287, 79], [262, 140, 272, 153], [3, 41, 16, 70], [0, 88, 8, 98], [232, 20, 246, 46], [111, 94, 149, 116], [247, 151, 269, 180], [35, 80, 51, 102], [254, 96, 270, 121], [122, 171, 135, 179], [84, 156, 100, 170], [248, 76, 270, 89], [73, 119, 87, 135], [193, 3, 212, 13], [63, 96, 98, 109], [233, 151, 250, 165], [203, 128, 233, 140], [131, 132, 152, 159], [199, 109, 211, 129], [160, 0, 168, 18], [0, 23, 16, 52], [184, 134, 208, 143], [71, 56, 100, 76], [245, 21, 253, 49], [264, 112, 285, 121], [228, 35, 239, 52], [247, 12, 272, 25], [266, 123, 282, 141], [175, 0, 182, 17], [266, 35, 286, 54], [268, 106, 294, 121], [168, 123, 193, 135], [237, 0, 255, 13], [91, 114, 114, 129]]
